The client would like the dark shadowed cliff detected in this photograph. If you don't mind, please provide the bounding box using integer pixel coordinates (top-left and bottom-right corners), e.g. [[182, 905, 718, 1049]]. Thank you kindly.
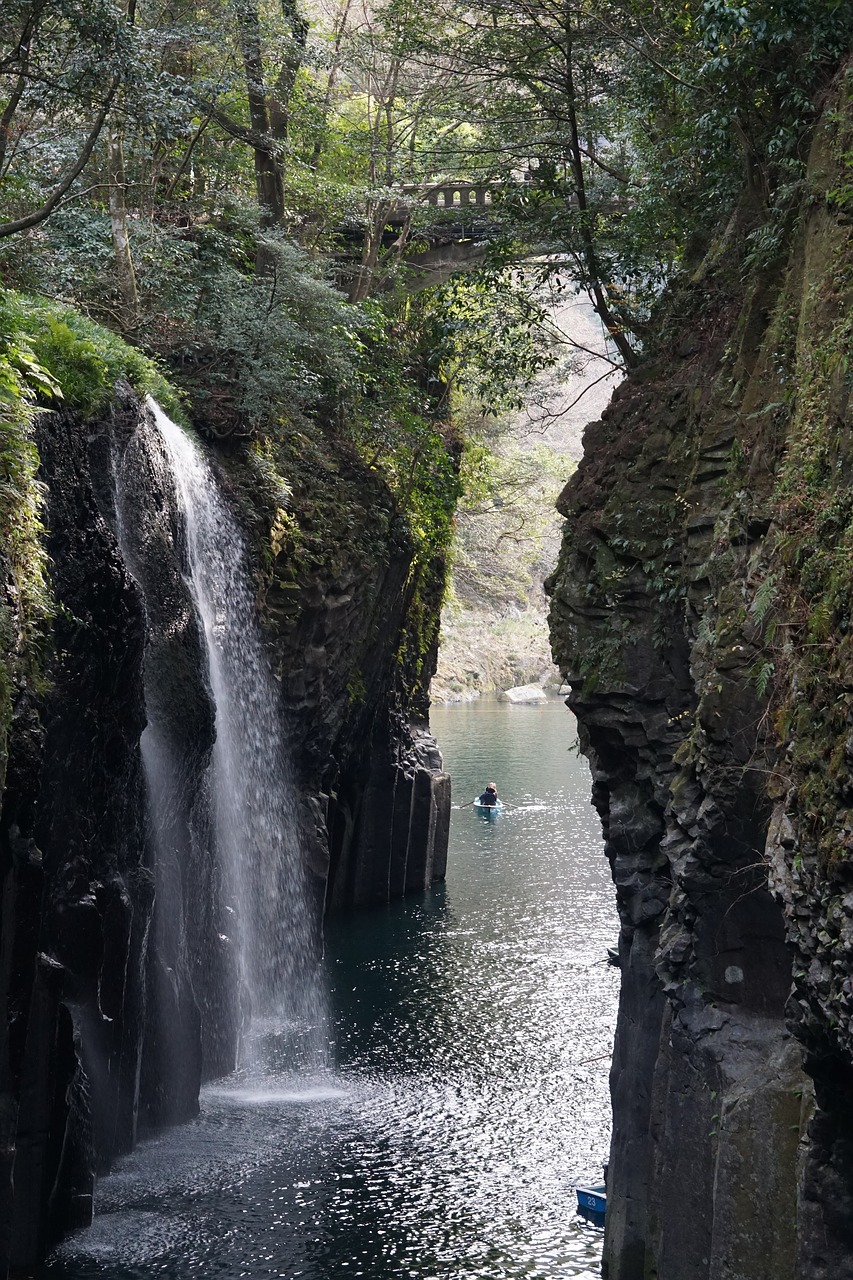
[[548, 59, 853, 1280]]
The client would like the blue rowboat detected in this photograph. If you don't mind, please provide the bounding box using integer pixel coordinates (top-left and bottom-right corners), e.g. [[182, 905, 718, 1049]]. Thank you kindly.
[[575, 1184, 606, 1223], [472, 800, 504, 818]]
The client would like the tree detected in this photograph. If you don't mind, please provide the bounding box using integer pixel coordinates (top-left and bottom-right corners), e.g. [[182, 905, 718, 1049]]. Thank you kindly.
[[0, 0, 133, 238], [390, 0, 853, 361]]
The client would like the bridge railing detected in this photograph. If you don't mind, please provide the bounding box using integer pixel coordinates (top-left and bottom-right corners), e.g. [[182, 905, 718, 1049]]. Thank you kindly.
[[402, 181, 495, 209], [384, 179, 620, 224]]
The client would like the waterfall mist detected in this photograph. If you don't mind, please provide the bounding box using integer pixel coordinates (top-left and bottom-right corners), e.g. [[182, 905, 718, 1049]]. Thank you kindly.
[[118, 398, 328, 1080]]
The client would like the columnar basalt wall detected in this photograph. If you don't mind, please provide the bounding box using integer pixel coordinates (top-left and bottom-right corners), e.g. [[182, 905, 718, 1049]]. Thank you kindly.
[[548, 63, 853, 1280], [2, 398, 153, 1272], [217, 427, 452, 915], [0, 395, 450, 1276]]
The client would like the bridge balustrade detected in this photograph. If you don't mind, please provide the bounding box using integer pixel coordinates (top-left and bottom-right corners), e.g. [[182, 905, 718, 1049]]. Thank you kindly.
[[402, 182, 493, 209]]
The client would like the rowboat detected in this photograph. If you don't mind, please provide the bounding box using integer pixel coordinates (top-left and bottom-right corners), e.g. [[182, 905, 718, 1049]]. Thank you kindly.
[[575, 1183, 606, 1223], [472, 800, 504, 818]]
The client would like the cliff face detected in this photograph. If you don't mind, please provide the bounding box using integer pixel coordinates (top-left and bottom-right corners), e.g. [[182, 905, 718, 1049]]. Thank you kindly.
[[0, 394, 450, 1275], [215, 422, 454, 908], [548, 63, 853, 1280], [2, 397, 152, 1270]]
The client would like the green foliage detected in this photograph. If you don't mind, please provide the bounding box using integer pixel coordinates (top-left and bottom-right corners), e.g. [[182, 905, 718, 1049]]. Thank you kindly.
[[393, 0, 853, 351], [3, 0, 851, 358], [0, 292, 58, 754], [751, 658, 775, 698], [750, 572, 779, 627], [185, 235, 359, 430], [2, 291, 183, 422], [422, 270, 557, 415], [358, 398, 460, 564], [447, 414, 571, 615], [325, 295, 463, 564]]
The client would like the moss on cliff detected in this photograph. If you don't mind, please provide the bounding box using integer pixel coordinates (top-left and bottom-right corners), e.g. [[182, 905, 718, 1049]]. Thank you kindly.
[[547, 55, 853, 1280], [218, 407, 459, 736], [733, 65, 853, 876], [2, 291, 183, 421], [0, 367, 51, 789], [0, 289, 184, 790]]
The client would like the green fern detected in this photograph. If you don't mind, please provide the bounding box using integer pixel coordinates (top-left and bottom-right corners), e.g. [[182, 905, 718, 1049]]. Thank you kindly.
[[808, 598, 833, 643], [750, 573, 778, 626], [752, 659, 775, 699]]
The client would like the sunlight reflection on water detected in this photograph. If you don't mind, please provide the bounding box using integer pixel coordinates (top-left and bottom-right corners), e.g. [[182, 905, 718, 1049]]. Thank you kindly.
[[47, 698, 616, 1280]]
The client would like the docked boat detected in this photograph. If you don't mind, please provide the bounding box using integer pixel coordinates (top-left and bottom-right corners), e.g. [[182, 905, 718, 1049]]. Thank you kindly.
[[575, 1183, 606, 1224], [472, 800, 504, 818]]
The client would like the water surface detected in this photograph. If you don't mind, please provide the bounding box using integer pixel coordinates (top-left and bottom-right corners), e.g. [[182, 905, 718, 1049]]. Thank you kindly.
[[47, 697, 617, 1280]]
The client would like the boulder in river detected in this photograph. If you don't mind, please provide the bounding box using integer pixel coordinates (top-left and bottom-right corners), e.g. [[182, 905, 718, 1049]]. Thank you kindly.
[[500, 684, 547, 704]]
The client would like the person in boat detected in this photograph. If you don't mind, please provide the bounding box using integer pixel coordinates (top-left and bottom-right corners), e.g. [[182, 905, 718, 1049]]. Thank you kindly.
[[478, 782, 499, 806]]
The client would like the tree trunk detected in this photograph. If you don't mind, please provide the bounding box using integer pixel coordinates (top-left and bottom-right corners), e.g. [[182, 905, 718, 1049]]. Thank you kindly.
[[107, 129, 140, 334], [238, 3, 285, 230], [269, 0, 308, 145], [310, 0, 353, 167], [348, 202, 390, 303]]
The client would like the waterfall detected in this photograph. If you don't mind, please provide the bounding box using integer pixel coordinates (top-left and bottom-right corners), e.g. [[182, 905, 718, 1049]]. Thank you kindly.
[[116, 397, 327, 1082]]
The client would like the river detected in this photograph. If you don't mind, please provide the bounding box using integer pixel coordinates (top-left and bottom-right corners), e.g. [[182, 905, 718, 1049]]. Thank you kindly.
[[47, 697, 618, 1280]]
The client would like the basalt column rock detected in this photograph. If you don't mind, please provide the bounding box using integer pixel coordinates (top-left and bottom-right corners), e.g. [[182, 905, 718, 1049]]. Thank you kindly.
[[547, 262, 809, 1276], [2, 401, 151, 1273], [1, 394, 227, 1277], [325, 720, 450, 910], [220, 429, 453, 913], [548, 68, 853, 1277]]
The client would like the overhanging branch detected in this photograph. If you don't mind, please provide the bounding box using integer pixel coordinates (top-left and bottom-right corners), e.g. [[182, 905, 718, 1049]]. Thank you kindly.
[[0, 77, 119, 238]]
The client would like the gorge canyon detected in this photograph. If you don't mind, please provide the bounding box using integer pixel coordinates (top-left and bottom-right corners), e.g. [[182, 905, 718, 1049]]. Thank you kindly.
[[3, 8, 853, 1279]]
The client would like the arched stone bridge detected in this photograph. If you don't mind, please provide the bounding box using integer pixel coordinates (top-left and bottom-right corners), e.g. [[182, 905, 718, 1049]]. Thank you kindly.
[[400, 180, 500, 211], [384, 179, 619, 289], [344, 178, 622, 292], [384, 180, 516, 289]]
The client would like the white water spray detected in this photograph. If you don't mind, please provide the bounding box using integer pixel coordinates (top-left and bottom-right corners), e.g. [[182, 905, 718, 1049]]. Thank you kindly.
[[146, 398, 326, 1070]]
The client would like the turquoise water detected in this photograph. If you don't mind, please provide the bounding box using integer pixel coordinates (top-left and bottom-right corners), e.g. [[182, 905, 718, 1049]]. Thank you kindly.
[[47, 697, 617, 1280]]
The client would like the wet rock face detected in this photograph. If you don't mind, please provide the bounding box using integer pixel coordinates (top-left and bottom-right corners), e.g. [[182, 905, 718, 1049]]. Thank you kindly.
[[548, 338, 809, 1278], [103, 404, 230, 1118], [0, 393, 451, 1275], [218, 431, 452, 915], [1, 395, 242, 1271], [1, 398, 151, 1271], [548, 80, 853, 1279]]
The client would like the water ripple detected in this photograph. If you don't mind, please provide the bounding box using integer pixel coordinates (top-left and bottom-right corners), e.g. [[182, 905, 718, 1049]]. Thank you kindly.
[[47, 699, 616, 1280]]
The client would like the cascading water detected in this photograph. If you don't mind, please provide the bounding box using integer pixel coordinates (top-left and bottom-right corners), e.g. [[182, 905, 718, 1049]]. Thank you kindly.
[[116, 398, 327, 1080]]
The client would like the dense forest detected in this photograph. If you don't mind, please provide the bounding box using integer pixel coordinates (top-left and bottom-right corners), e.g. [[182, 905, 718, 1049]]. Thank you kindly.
[[4, 0, 849, 433], [3, 0, 850, 723], [5, 2, 853, 1278]]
